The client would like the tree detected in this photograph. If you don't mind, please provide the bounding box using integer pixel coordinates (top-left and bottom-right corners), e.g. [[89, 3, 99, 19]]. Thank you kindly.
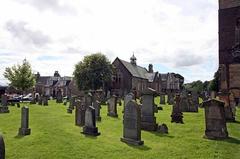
[[73, 53, 113, 91], [4, 59, 36, 94], [208, 71, 219, 92]]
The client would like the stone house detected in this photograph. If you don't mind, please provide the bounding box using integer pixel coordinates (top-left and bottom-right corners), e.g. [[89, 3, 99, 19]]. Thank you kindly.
[[111, 55, 184, 97]]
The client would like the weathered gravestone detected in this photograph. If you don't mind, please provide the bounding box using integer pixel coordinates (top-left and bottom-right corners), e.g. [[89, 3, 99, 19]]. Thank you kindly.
[[84, 92, 93, 108], [107, 95, 118, 117], [179, 90, 189, 112], [167, 92, 174, 105], [56, 89, 63, 103], [171, 94, 184, 124], [123, 92, 134, 113], [202, 99, 228, 139], [18, 106, 31, 136], [0, 134, 5, 159], [160, 94, 166, 105], [141, 88, 158, 131], [75, 100, 86, 126], [82, 106, 100, 136], [38, 95, 43, 105], [93, 100, 101, 121], [157, 124, 168, 134], [42, 95, 48, 106], [0, 95, 9, 113], [187, 93, 198, 112], [191, 91, 199, 112], [218, 91, 235, 122], [121, 100, 144, 146]]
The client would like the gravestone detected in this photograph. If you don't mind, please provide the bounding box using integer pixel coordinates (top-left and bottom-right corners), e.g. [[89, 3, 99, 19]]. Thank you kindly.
[[75, 100, 86, 126], [123, 92, 134, 113], [35, 94, 39, 103], [160, 94, 166, 105], [141, 88, 158, 131], [93, 100, 101, 121], [0, 135, 5, 159], [38, 96, 43, 105], [179, 90, 189, 112], [82, 106, 100, 136], [171, 94, 184, 123], [107, 95, 118, 117], [18, 106, 31, 136], [42, 95, 48, 106], [167, 92, 174, 105], [191, 91, 199, 112], [84, 92, 93, 108], [202, 99, 228, 139], [56, 89, 63, 103], [121, 100, 143, 146], [69, 96, 77, 109], [187, 93, 198, 112], [157, 124, 168, 134], [0, 95, 9, 113]]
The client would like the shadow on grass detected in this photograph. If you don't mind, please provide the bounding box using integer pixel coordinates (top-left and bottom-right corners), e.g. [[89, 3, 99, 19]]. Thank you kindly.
[[81, 134, 99, 139], [148, 131, 174, 138], [224, 137, 240, 145], [14, 135, 24, 139], [127, 143, 151, 151], [232, 120, 240, 124]]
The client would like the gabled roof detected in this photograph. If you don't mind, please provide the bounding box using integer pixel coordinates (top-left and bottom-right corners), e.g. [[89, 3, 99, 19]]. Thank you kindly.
[[114, 57, 157, 82]]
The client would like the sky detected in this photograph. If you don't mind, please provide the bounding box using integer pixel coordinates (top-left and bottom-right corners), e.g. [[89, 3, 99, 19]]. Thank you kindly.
[[0, 0, 218, 84]]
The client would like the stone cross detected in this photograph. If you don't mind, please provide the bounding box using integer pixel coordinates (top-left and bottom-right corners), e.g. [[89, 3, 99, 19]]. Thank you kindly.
[[18, 106, 31, 136], [141, 88, 158, 131], [75, 100, 86, 126], [82, 106, 100, 136], [0, 135, 5, 159], [107, 95, 118, 117], [121, 100, 144, 145], [171, 94, 184, 124], [202, 99, 228, 139]]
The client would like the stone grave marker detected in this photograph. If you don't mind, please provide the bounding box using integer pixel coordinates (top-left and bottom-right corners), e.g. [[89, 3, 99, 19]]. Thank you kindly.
[[191, 91, 199, 112], [0, 95, 9, 113], [18, 106, 31, 136], [121, 100, 143, 146], [141, 88, 158, 131], [82, 106, 100, 136], [179, 90, 189, 112], [93, 99, 101, 121], [167, 92, 174, 105], [123, 92, 134, 113], [107, 95, 118, 117], [0, 134, 5, 159], [202, 99, 228, 139], [42, 95, 48, 106], [56, 89, 63, 103], [171, 94, 184, 123], [38, 95, 43, 105], [75, 100, 86, 126]]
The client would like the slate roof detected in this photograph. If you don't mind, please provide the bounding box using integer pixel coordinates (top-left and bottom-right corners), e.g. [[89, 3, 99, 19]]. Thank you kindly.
[[118, 58, 157, 82]]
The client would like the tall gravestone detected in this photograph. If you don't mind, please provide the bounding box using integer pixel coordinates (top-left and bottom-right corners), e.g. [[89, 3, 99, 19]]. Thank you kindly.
[[93, 100, 101, 121], [121, 100, 143, 145], [0, 135, 5, 159], [180, 90, 189, 112], [141, 88, 158, 131], [18, 106, 31, 136], [123, 92, 134, 113], [75, 100, 86, 126], [202, 99, 228, 139], [187, 93, 198, 112], [107, 95, 118, 117], [38, 95, 43, 105], [191, 91, 199, 112], [0, 95, 9, 113], [82, 106, 100, 136], [84, 92, 93, 108], [160, 94, 166, 105], [56, 89, 63, 103], [171, 94, 184, 123]]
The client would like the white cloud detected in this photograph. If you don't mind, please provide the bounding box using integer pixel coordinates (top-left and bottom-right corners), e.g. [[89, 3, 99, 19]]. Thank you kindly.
[[0, 0, 219, 84]]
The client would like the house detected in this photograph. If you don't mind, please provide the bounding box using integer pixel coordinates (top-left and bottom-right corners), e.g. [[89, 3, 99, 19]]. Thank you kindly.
[[111, 55, 184, 97], [35, 71, 72, 97]]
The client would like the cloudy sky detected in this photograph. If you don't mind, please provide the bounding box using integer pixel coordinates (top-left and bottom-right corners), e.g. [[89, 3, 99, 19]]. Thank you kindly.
[[0, 0, 218, 84]]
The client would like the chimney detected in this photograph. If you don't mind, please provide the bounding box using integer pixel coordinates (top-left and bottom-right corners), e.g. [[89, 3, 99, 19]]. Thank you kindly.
[[148, 64, 153, 73]]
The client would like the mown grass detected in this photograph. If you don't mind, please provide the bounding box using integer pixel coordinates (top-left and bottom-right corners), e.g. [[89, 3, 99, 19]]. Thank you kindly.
[[0, 98, 239, 159]]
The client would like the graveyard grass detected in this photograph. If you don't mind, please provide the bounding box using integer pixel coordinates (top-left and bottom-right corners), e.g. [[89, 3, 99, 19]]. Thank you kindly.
[[0, 98, 240, 159]]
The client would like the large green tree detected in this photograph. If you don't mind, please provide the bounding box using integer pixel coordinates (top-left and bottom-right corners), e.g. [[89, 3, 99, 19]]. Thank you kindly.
[[4, 59, 36, 94], [73, 53, 113, 91]]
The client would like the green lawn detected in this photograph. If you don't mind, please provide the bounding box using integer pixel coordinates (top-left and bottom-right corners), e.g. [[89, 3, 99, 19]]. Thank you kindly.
[[0, 98, 240, 159]]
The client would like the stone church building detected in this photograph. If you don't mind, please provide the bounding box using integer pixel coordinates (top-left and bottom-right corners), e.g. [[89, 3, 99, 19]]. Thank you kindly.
[[111, 55, 184, 97]]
